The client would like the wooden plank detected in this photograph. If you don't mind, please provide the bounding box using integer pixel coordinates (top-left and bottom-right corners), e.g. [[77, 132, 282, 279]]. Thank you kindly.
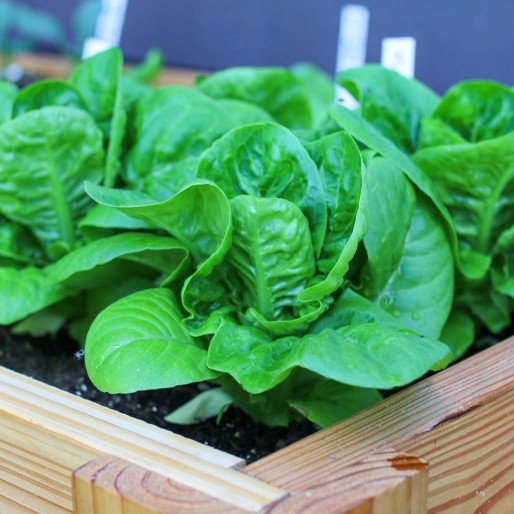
[[245, 337, 514, 493], [73, 450, 428, 514], [257, 449, 428, 513], [7, 52, 201, 86], [401, 389, 514, 513], [0, 413, 99, 512], [0, 367, 287, 512], [0, 366, 241, 468]]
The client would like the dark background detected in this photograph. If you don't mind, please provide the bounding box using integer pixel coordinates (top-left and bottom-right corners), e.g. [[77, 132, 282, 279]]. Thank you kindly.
[[25, 0, 514, 93]]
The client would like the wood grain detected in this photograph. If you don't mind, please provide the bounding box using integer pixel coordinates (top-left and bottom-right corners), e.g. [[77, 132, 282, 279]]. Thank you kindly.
[[73, 450, 427, 514], [0, 366, 286, 512], [73, 450, 428, 514], [402, 388, 514, 513], [258, 449, 428, 514], [73, 456, 245, 514], [245, 337, 514, 493]]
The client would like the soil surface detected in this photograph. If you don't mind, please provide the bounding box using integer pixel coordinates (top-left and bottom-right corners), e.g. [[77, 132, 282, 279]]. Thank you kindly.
[[0, 327, 315, 463]]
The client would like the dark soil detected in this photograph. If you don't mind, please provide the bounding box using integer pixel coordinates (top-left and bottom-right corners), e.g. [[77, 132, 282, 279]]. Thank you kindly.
[[0, 327, 315, 463]]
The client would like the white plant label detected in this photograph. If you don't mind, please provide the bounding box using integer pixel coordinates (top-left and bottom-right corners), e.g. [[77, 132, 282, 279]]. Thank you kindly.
[[381, 37, 416, 78], [82, 0, 130, 59], [335, 4, 370, 109]]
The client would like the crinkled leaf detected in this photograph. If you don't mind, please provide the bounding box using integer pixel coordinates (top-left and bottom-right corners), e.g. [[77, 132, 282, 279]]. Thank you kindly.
[[85, 288, 218, 393], [0, 107, 104, 252], [197, 122, 327, 256], [428, 81, 514, 143], [297, 161, 366, 303], [12, 80, 86, 117], [227, 195, 316, 330], [413, 133, 514, 261], [125, 86, 234, 186], [207, 320, 452, 394], [305, 131, 362, 273]]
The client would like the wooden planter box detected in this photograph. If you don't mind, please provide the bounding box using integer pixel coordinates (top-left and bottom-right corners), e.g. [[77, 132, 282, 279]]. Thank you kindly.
[[0, 336, 512, 513], [1, 52, 513, 513]]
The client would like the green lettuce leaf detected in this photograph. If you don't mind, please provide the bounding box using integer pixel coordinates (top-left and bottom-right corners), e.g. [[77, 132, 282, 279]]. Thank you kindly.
[[125, 86, 234, 186], [0, 81, 18, 123], [426, 81, 514, 143], [0, 267, 74, 324], [360, 157, 454, 338], [0, 107, 104, 253], [46, 232, 189, 289], [85, 180, 233, 331], [85, 288, 218, 393], [338, 64, 439, 152], [207, 319, 451, 394], [12, 80, 86, 117], [198, 66, 315, 129], [197, 122, 327, 256]]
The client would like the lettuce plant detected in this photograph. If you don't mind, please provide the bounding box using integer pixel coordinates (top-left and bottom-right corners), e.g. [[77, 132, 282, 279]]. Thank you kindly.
[[2, 50, 511, 428]]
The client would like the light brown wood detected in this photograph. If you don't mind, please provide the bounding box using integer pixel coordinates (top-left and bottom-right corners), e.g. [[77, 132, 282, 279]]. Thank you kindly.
[[73, 455, 245, 514], [6, 52, 202, 86], [402, 389, 514, 513], [0, 366, 287, 512], [73, 450, 427, 514], [257, 449, 428, 514]]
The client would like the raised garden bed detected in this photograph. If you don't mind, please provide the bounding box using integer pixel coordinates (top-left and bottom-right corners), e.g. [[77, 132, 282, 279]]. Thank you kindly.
[[1, 50, 514, 513], [0, 336, 512, 513]]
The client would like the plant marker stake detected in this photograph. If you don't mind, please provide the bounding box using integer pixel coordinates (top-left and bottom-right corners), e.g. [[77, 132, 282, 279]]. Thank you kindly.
[[335, 4, 370, 109], [82, 0, 130, 59], [381, 37, 417, 78]]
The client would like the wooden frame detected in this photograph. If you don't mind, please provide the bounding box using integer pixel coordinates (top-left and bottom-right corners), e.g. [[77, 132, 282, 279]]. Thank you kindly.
[[0, 337, 512, 513]]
